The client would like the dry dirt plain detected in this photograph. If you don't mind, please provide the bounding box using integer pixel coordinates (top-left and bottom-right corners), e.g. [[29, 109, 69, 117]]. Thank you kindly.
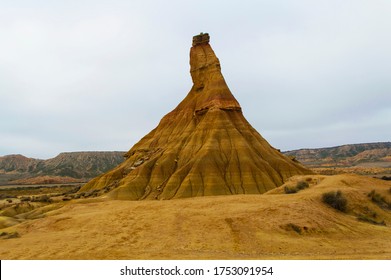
[[0, 174, 390, 260]]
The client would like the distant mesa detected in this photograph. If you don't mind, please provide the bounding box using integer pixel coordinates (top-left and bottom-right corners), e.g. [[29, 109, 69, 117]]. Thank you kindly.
[[284, 142, 391, 176], [81, 33, 311, 200]]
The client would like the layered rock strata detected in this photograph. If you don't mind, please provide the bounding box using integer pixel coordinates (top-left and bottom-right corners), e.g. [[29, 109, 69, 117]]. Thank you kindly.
[[81, 33, 311, 199]]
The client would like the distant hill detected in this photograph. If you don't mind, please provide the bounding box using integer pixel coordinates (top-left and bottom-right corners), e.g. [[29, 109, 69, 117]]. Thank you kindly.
[[0, 152, 125, 185], [0, 154, 41, 173], [284, 142, 391, 168], [2, 142, 390, 185]]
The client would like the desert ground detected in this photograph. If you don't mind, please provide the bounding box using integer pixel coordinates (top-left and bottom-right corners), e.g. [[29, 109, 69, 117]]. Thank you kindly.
[[0, 173, 390, 260]]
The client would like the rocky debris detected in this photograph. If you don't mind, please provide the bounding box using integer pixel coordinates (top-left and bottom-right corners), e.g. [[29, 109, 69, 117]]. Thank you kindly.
[[80, 33, 311, 200]]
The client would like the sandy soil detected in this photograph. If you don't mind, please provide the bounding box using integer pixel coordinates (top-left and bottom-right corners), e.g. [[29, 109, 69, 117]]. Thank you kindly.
[[0, 174, 390, 260]]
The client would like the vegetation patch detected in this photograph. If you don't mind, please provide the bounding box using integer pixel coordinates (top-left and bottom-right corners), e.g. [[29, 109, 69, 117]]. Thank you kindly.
[[367, 190, 391, 210], [356, 206, 386, 226], [296, 181, 309, 190], [322, 191, 347, 212], [285, 223, 302, 234], [0, 194, 17, 199], [284, 186, 298, 194], [0, 231, 20, 239], [357, 214, 386, 226], [282, 223, 313, 235], [31, 195, 52, 203], [284, 181, 309, 194]]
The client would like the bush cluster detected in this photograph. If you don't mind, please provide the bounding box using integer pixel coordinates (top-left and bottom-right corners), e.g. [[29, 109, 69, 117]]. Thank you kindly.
[[367, 190, 391, 210], [31, 195, 52, 203], [322, 190, 347, 212], [284, 186, 297, 194], [61, 186, 81, 196], [0, 231, 20, 239], [284, 181, 309, 194], [357, 214, 386, 226], [296, 181, 309, 190]]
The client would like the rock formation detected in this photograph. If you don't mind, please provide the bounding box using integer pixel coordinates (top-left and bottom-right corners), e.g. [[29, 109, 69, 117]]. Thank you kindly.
[[81, 33, 311, 200]]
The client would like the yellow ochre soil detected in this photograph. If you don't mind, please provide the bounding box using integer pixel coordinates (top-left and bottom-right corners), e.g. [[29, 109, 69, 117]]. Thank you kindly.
[[1, 174, 390, 260]]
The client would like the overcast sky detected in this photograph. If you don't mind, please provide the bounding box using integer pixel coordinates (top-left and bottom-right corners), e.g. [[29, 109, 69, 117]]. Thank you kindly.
[[1, 0, 390, 159]]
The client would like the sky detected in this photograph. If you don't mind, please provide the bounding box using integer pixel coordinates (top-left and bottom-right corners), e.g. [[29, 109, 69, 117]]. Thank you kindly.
[[1, 0, 390, 159]]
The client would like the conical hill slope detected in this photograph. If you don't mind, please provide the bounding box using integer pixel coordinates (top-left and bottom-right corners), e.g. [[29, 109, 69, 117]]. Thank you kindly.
[[80, 33, 311, 200]]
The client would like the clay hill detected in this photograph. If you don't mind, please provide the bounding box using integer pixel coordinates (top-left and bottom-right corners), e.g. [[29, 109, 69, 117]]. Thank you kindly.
[[285, 142, 391, 168], [0, 152, 125, 185], [81, 33, 310, 200]]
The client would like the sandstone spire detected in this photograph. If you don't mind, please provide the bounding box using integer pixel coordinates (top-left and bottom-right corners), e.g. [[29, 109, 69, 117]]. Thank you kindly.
[[80, 33, 311, 200]]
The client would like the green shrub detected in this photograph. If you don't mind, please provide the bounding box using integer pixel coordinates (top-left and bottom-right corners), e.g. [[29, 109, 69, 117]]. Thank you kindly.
[[322, 191, 347, 212]]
